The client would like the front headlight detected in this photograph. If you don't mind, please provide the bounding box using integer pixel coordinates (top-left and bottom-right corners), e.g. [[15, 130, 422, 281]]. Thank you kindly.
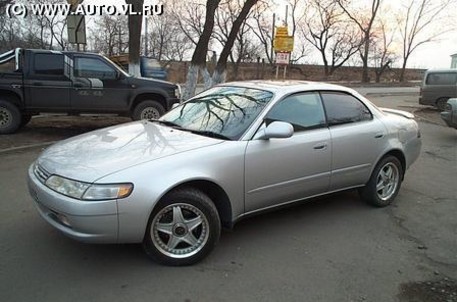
[[82, 184, 133, 201], [45, 175, 133, 201], [46, 175, 90, 200]]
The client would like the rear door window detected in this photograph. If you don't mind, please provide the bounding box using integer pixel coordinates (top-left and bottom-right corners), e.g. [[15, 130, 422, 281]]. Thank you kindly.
[[426, 73, 457, 85], [34, 53, 64, 75], [321, 92, 372, 126]]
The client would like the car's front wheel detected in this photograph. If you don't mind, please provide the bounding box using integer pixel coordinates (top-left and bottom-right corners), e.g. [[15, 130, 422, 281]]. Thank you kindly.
[[143, 188, 221, 266], [359, 155, 403, 207]]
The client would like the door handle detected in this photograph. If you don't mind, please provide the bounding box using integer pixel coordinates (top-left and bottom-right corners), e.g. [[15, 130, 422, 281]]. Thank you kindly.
[[375, 133, 385, 139], [313, 143, 328, 150], [32, 82, 42, 86]]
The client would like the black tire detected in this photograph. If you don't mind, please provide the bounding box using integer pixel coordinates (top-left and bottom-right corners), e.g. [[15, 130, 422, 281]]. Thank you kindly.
[[143, 188, 221, 266], [132, 100, 166, 120], [359, 155, 403, 207], [20, 114, 32, 127], [436, 98, 449, 111], [0, 100, 21, 134]]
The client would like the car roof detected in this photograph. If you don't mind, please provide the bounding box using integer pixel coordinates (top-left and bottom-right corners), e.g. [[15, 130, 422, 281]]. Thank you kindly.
[[218, 80, 354, 95], [425, 69, 457, 73]]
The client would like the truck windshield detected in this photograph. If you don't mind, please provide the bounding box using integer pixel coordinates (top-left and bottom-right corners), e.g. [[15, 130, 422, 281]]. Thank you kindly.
[[103, 55, 130, 77]]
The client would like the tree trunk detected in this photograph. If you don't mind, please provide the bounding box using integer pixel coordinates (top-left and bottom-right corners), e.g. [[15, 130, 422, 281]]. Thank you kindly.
[[399, 60, 407, 82], [125, 0, 144, 77], [212, 0, 259, 86], [183, 0, 221, 100], [361, 38, 370, 83]]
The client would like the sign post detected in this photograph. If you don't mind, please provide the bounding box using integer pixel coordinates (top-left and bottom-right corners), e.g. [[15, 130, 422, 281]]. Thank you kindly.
[[273, 26, 294, 80]]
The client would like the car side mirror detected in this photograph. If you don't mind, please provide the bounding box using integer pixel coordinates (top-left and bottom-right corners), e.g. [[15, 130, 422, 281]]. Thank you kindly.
[[255, 121, 294, 140]]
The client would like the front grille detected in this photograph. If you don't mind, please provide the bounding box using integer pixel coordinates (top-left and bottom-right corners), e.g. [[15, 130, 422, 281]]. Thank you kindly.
[[34, 164, 50, 184]]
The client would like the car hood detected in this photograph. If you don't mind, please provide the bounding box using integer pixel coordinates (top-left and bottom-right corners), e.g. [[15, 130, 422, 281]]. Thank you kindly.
[[129, 76, 176, 88], [36, 121, 223, 183]]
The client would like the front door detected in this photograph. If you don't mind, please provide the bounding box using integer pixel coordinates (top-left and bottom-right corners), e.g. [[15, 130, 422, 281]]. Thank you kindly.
[[245, 92, 331, 212], [71, 55, 131, 112]]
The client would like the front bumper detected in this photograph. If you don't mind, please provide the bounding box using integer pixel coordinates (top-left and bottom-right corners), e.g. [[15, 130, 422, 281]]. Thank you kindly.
[[27, 165, 119, 243], [440, 111, 457, 129]]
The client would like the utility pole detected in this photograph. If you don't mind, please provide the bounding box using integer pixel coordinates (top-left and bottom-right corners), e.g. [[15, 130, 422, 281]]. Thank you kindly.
[[270, 13, 275, 65]]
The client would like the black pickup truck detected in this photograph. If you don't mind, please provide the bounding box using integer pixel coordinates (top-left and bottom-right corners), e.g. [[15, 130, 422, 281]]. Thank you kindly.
[[0, 49, 181, 134]]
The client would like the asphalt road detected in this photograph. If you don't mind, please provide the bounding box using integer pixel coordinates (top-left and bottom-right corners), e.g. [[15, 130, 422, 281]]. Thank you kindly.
[[0, 93, 456, 302]]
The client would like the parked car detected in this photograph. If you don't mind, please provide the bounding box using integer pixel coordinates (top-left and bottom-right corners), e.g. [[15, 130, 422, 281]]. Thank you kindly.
[[28, 81, 422, 266], [110, 55, 168, 81], [0, 49, 181, 134], [419, 69, 457, 110], [440, 98, 457, 129]]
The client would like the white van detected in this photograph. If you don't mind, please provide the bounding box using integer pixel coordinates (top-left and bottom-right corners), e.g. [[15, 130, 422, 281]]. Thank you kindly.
[[419, 69, 457, 110]]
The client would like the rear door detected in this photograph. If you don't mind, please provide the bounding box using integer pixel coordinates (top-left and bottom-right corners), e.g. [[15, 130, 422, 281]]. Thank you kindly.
[[71, 55, 131, 112], [320, 91, 387, 190], [23, 52, 71, 110]]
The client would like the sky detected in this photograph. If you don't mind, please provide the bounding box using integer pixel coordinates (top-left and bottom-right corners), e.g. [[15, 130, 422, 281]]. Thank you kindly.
[[83, 0, 457, 69]]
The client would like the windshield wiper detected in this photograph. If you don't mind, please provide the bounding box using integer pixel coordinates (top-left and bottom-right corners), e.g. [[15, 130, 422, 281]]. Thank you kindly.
[[189, 130, 231, 141], [149, 119, 183, 129]]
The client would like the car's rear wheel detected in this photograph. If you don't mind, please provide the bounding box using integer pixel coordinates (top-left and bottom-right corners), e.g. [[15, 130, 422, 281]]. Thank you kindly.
[[436, 98, 449, 111], [0, 100, 21, 134], [359, 155, 403, 207], [132, 100, 165, 120], [143, 188, 221, 266]]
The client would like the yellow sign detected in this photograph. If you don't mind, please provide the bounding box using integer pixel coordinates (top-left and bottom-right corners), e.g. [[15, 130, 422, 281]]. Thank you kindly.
[[275, 26, 289, 37], [274, 26, 294, 52]]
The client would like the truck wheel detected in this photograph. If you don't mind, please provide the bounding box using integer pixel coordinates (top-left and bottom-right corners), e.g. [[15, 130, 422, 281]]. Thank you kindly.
[[436, 98, 449, 111], [21, 114, 32, 127], [132, 101, 165, 120], [0, 100, 21, 134]]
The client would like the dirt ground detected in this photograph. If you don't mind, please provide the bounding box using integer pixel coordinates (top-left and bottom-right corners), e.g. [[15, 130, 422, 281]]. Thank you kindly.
[[0, 115, 132, 151]]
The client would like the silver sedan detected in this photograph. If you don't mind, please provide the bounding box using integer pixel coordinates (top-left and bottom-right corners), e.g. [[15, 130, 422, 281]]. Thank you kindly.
[[28, 81, 422, 265]]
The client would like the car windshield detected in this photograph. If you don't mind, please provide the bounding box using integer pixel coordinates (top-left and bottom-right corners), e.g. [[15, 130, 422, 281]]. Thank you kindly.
[[160, 86, 273, 140]]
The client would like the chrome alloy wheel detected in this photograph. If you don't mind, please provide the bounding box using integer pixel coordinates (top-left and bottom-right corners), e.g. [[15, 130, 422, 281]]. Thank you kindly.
[[151, 203, 210, 259], [140, 107, 161, 120], [0, 107, 12, 129], [376, 162, 400, 201]]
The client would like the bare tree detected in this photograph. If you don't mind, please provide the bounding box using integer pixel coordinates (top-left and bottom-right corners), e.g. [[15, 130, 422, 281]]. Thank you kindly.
[[212, 0, 260, 85], [145, 11, 193, 61], [396, 0, 455, 82], [337, 0, 382, 83], [370, 19, 397, 83], [172, 1, 207, 47], [301, 0, 362, 77], [125, 0, 144, 76], [213, 0, 260, 78], [249, 2, 274, 64], [183, 0, 221, 100], [91, 15, 128, 56]]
